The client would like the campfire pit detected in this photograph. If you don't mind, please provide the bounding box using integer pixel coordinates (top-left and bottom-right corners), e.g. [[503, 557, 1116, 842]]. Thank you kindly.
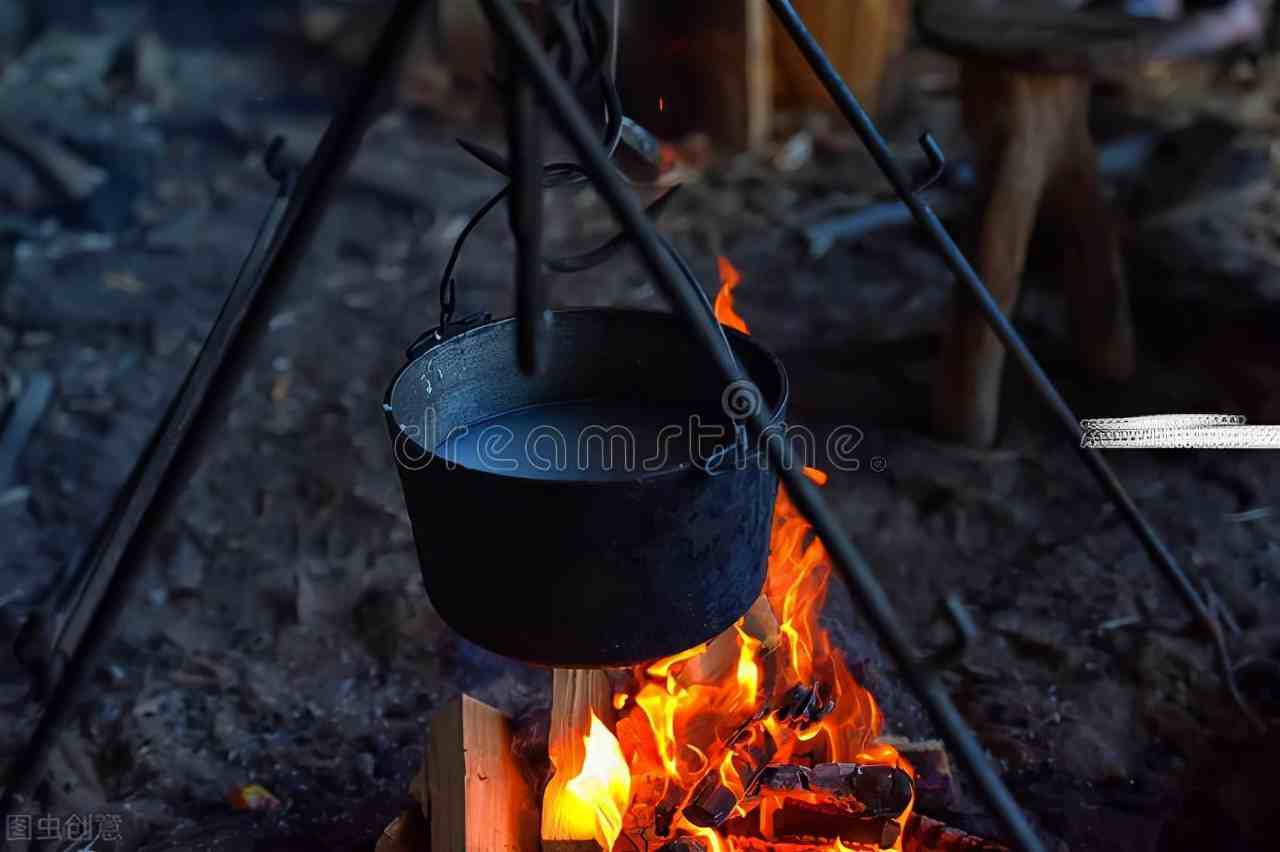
[[379, 266, 1007, 852], [383, 473, 1011, 852]]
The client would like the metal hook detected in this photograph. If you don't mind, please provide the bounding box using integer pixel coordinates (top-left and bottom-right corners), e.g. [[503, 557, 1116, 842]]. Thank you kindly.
[[915, 131, 946, 194], [924, 593, 978, 671]]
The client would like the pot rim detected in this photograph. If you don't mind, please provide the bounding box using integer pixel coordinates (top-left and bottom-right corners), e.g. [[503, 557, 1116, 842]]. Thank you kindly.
[[383, 307, 791, 486]]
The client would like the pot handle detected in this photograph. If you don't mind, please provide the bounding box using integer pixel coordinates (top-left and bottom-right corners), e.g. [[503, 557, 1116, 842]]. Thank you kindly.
[[404, 311, 493, 361]]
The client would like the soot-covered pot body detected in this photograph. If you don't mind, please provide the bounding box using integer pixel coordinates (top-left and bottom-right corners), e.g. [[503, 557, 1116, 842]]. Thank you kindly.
[[384, 309, 788, 667]]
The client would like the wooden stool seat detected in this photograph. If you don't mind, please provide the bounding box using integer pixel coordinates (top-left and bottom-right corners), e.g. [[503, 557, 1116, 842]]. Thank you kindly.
[[915, 0, 1183, 73]]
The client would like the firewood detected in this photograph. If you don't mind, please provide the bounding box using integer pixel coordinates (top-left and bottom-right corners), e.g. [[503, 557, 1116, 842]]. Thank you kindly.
[[375, 806, 429, 852], [683, 772, 740, 828], [681, 717, 777, 829], [766, 800, 902, 849], [743, 593, 782, 650], [756, 762, 914, 819], [426, 694, 539, 852], [617, 1, 773, 150], [810, 763, 914, 818], [722, 810, 901, 850], [770, 0, 912, 120], [878, 736, 954, 811], [653, 777, 688, 838], [679, 594, 780, 688], [903, 813, 1010, 852], [658, 840, 707, 852], [542, 668, 617, 852]]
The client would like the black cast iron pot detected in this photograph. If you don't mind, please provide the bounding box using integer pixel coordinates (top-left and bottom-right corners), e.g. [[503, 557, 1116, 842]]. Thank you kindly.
[[384, 308, 788, 667]]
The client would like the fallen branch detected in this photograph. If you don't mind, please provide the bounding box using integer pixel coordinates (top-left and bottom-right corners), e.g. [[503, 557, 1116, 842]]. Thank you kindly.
[[0, 117, 107, 202]]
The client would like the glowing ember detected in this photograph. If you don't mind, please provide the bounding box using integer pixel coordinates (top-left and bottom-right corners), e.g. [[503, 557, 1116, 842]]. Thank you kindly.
[[556, 711, 633, 851]]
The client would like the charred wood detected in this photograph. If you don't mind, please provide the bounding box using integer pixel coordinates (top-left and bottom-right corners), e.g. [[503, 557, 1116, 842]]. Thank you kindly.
[[756, 762, 914, 819], [879, 737, 954, 811], [682, 773, 740, 829], [657, 840, 707, 852], [774, 803, 901, 849], [681, 722, 777, 829], [722, 800, 901, 849], [774, 681, 836, 730], [903, 813, 1010, 852], [653, 780, 687, 838]]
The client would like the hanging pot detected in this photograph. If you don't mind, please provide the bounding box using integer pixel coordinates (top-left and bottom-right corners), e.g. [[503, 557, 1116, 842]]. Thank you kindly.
[[383, 308, 789, 667]]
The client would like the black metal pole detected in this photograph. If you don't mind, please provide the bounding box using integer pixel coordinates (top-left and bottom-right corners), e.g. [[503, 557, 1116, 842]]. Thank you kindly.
[[477, 2, 1047, 850], [763, 0, 1221, 643], [0, 0, 430, 814], [509, 62, 546, 374]]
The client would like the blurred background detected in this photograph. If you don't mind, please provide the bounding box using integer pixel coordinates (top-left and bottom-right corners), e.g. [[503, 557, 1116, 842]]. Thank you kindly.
[[1, 1, 1278, 850]]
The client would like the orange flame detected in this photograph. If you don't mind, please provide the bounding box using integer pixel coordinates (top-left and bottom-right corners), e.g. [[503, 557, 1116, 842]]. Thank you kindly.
[[714, 256, 749, 334], [591, 262, 911, 849], [615, 483, 912, 848], [555, 711, 633, 851]]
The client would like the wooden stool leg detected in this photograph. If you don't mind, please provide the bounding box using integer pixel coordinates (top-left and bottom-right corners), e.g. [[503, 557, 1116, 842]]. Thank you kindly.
[[1043, 104, 1136, 383], [932, 71, 1064, 447]]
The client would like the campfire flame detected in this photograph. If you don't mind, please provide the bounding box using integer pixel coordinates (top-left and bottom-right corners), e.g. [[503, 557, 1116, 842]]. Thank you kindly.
[[558, 711, 633, 851], [551, 258, 912, 850], [714, 256, 749, 334]]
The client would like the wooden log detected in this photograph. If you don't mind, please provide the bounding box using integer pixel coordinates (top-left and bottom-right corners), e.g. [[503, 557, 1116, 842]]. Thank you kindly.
[[765, 800, 902, 849], [681, 715, 777, 828], [617, 1, 773, 150], [375, 806, 430, 852], [542, 668, 617, 852], [770, 0, 913, 119], [903, 813, 1010, 852], [679, 594, 780, 687], [877, 736, 954, 811], [426, 694, 540, 852], [658, 840, 707, 852], [756, 762, 914, 819], [439, 0, 547, 86]]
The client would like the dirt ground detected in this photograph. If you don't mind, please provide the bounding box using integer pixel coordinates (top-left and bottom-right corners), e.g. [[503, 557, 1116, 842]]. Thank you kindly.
[[2, 2, 1279, 851]]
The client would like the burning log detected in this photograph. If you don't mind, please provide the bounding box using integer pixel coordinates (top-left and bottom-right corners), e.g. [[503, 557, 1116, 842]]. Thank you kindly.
[[682, 773, 740, 828], [716, 761, 912, 850], [769, 801, 903, 849], [879, 737, 954, 811], [757, 762, 915, 819], [374, 806, 429, 852], [657, 840, 707, 852], [681, 715, 778, 829], [678, 594, 781, 688], [542, 669, 622, 852], [653, 780, 687, 838], [774, 682, 837, 730], [426, 694, 540, 852]]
